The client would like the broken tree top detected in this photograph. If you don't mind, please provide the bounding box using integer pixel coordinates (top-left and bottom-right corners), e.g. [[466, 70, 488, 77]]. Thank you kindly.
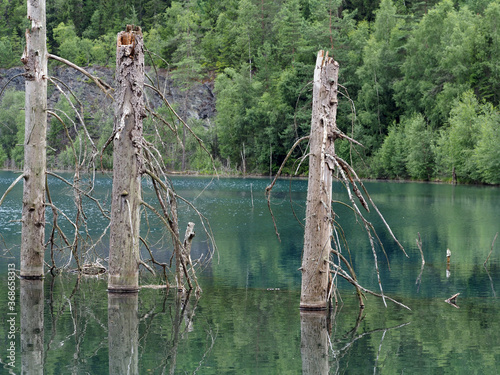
[[117, 25, 143, 55]]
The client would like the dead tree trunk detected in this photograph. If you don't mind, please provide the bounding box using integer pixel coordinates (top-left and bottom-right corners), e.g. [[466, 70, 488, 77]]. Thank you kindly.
[[108, 25, 145, 292], [300, 50, 339, 310], [20, 0, 48, 278]]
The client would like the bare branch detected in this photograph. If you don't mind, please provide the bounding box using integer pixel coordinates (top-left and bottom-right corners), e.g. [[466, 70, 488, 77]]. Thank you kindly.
[[0, 173, 24, 207], [265, 136, 310, 241], [415, 232, 426, 289], [330, 264, 411, 310], [144, 82, 218, 176], [483, 231, 498, 267], [0, 73, 26, 99], [48, 53, 113, 98]]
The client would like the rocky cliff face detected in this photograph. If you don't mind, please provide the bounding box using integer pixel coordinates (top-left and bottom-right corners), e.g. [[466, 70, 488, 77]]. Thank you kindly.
[[0, 65, 216, 123]]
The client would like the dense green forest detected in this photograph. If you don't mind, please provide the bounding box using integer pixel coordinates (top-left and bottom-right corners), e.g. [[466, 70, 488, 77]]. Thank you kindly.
[[0, 0, 499, 183]]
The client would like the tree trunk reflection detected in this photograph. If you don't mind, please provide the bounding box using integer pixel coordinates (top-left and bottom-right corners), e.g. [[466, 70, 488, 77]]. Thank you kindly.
[[300, 310, 329, 375], [21, 279, 44, 374], [108, 293, 139, 375]]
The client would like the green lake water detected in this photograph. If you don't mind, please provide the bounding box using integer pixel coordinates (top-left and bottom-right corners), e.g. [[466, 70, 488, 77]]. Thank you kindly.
[[0, 171, 499, 374]]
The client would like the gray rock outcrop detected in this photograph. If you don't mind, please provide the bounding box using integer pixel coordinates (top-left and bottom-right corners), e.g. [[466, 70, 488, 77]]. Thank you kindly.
[[0, 65, 216, 123]]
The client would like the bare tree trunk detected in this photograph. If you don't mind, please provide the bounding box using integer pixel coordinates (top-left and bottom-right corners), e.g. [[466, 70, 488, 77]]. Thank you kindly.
[[20, 0, 47, 278], [21, 279, 44, 374], [108, 25, 145, 292], [300, 50, 339, 310]]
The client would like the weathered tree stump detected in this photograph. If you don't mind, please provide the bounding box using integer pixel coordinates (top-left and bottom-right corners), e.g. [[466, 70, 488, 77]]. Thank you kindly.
[[108, 25, 145, 292], [20, 0, 48, 278], [300, 50, 339, 310]]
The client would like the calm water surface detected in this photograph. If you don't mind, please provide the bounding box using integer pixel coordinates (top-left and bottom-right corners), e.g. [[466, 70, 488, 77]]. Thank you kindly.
[[0, 171, 499, 374]]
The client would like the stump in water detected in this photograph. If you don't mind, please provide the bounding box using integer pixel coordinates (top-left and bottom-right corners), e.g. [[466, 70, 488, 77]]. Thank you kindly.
[[300, 50, 339, 310], [20, 0, 48, 278], [108, 25, 145, 292]]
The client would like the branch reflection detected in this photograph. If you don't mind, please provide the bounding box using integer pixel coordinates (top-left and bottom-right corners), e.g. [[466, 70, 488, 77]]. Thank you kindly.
[[301, 306, 411, 374]]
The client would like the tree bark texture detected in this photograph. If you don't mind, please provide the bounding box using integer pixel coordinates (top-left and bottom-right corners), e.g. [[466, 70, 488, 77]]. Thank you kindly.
[[300, 50, 339, 310], [108, 293, 139, 375], [20, 0, 48, 278], [21, 279, 44, 374], [108, 25, 145, 292]]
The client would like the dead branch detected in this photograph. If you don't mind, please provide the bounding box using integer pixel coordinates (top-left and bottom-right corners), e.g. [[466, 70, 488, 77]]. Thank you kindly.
[[146, 107, 184, 146], [46, 109, 79, 164], [47, 76, 98, 168], [0, 172, 24, 207], [445, 293, 460, 308], [264, 136, 310, 241], [45, 174, 72, 272], [415, 232, 425, 290], [48, 53, 113, 98], [138, 258, 155, 275], [143, 167, 216, 266], [46, 171, 110, 219], [0, 73, 26, 99], [144, 82, 218, 176], [328, 154, 387, 305], [483, 231, 498, 267], [182, 222, 201, 294], [335, 154, 407, 257], [330, 264, 411, 310], [328, 250, 364, 307], [140, 236, 169, 286]]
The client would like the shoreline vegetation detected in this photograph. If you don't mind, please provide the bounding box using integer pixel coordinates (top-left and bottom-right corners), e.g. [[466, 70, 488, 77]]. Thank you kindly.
[[1, 0, 499, 185], [1, 167, 497, 188]]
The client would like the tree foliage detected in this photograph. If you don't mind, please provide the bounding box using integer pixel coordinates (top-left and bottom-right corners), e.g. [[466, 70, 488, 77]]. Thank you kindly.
[[0, 0, 499, 183]]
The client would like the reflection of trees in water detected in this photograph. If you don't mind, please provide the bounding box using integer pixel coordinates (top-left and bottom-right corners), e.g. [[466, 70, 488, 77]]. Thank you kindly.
[[300, 306, 410, 375], [44, 276, 108, 373], [109, 293, 138, 374], [21, 279, 44, 375], [328, 307, 410, 374], [138, 289, 216, 374], [22, 277, 216, 373]]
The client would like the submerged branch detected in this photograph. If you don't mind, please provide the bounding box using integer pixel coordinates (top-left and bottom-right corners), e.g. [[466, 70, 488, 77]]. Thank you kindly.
[[415, 232, 425, 290], [483, 231, 498, 267], [265, 136, 310, 241], [330, 264, 411, 311]]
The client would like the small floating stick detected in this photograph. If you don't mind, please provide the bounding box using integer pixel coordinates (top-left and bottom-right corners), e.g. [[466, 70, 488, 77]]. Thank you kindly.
[[445, 293, 460, 308]]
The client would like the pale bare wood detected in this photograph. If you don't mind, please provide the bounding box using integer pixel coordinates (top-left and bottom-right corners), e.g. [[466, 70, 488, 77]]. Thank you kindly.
[[484, 232, 498, 266], [108, 26, 144, 292], [48, 53, 113, 98], [300, 51, 338, 310], [445, 293, 460, 308], [21, 0, 48, 278]]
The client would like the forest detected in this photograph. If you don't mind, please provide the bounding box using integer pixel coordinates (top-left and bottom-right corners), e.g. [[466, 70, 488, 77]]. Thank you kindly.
[[0, 0, 499, 184]]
